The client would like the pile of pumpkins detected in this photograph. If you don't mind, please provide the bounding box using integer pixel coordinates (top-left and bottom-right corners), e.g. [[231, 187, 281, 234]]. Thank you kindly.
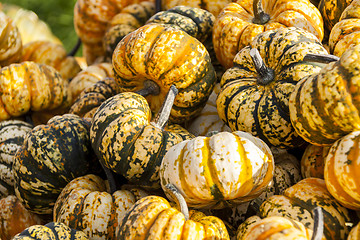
[[0, 0, 360, 239]]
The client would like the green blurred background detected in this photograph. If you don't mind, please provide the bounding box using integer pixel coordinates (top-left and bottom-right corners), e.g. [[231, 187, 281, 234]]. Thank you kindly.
[[2, 0, 79, 54]]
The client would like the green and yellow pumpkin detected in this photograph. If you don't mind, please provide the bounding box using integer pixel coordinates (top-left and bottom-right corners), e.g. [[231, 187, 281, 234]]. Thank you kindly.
[[216, 27, 328, 148]]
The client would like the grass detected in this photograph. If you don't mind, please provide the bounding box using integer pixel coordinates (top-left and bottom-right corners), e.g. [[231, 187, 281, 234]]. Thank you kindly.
[[1, 0, 79, 55]]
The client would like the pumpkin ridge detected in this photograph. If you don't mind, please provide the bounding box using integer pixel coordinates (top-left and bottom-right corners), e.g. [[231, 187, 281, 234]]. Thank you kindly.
[[253, 92, 271, 146], [167, 8, 204, 38], [66, 190, 92, 230], [269, 87, 290, 121]]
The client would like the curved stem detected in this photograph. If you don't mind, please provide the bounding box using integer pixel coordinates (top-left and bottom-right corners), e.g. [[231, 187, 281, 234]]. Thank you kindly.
[[252, 0, 270, 25], [250, 48, 275, 85], [100, 161, 118, 194], [303, 53, 340, 64], [165, 184, 189, 221], [311, 207, 324, 240], [155, 0, 162, 13], [151, 84, 178, 129], [135, 80, 160, 97], [67, 38, 82, 57]]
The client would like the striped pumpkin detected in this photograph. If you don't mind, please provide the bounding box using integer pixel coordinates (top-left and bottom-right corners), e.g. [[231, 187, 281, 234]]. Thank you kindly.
[[0, 195, 43, 240], [12, 222, 88, 240], [301, 144, 329, 179], [213, 0, 324, 69], [289, 44, 360, 146], [112, 23, 216, 123], [260, 178, 352, 240], [328, 0, 360, 57], [90, 91, 194, 189], [324, 130, 360, 210], [13, 114, 99, 215], [21, 40, 81, 80], [54, 174, 148, 240], [0, 120, 33, 198], [0, 61, 72, 121], [0, 11, 22, 67], [160, 130, 274, 209], [216, 27, 328, 148]]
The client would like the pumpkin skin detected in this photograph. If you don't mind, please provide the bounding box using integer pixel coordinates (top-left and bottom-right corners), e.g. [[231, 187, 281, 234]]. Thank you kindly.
[[216, 27, 328, 148], [348, 222, 360, 240], [0, 11, 22, 67], [90, 91, 194, 188], [0, 61, 72, 121], [213, 0, 324, 69], [236, 215, 311, 240], [21, 40, 81, 80], [0, 195, 43, 240], [69, 77, 120, 118], [160, 130, 274, 209], [187, 83, 231, 136], [12, 222, 88, 240], [260, 178, 352, 240], [117, 195, 230, 239], [112, 23, 216, 123], [328, 0, 360, 57], [289, 44, 360, 146], [13, 114, 99, 215], [54, 174, 148, 240], [324, 130, 360, 210], [301, 144, 329, 179], [0, 120, 33, 198], [69, 62, 114, 103]]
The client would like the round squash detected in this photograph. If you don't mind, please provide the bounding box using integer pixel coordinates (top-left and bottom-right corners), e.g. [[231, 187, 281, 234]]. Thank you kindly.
[[54, 174, 148, 240], [160, 130, 274, 209], [324, 130, 360, 210], [289, 45, 360, 146], [0, 61, 72, 121], [13, 114, 99, 215], [0, 120, 33, 198], [0, 195, 43, 240], [12, 222, 88, 240], [260, 178, 352, 240], [216, 27, 328, 148], [301, 144, 329, 179], [213, 0, 324, 69], [112, 23, 216, 123]]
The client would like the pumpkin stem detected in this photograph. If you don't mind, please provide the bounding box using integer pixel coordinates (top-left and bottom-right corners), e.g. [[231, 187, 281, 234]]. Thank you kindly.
[[100, 161, 118, 194], [303, 53, 340, 64], [155, 0, 162, 13], [250, 48, 275, 85], [152, 84, 178, 129], [67, 38, 82, 57], [165, 184, 189, 221], [135, 80, 160, 97], [252, 0, 270, 25], [311, 206, 324, 240]]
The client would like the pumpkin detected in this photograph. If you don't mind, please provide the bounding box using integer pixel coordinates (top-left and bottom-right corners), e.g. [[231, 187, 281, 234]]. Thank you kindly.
[[324, 130, 360, 210], [69, 77, 120, 118], [12, 222, 88, 240], [318, 0, 353, 36], [260, 178, 352, 240], [0, 61, 72, 121], [328, 0, 360, 57], [212, 0, 324, 69], [348, 222, 360, 240], [0, 195, 43, 240], [13, 114, 100, 215], [160, 130, 274, 209], [21, 40, 81, 80], [103, 1, 155, 60], [301, 144, 329, 179], [117, 184, 230, 239], [161, 0, 234, 17], [187, 83, 231, 136], [69, 62, 114, 103], [90, 87, 194, 189], [289, 45, 360, 146], [54, 174, 148, 240], [0, 120, 33, 198], [216, 27, 328, 148], [74, 0, 153, 65], [112, 23, 216, 123], [0, 11, 22, 67]]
